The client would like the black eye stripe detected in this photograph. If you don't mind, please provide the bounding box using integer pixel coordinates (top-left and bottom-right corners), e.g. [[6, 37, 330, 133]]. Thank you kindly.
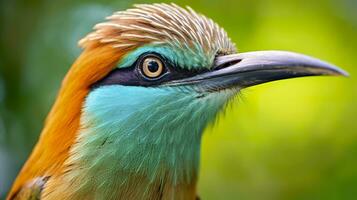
[[92, 52, 208, 89]]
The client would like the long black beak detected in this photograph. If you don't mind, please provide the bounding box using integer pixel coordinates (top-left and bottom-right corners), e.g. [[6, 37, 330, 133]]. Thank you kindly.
[[167, 50, 348, 91]]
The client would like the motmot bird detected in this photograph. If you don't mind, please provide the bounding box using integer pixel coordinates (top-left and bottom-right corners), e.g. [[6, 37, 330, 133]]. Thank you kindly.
[[8, 3, 347, 200]]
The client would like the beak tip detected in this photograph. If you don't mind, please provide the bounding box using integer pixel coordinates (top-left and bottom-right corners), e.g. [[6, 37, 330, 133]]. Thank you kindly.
[[340, 70, 350, 77], [327, 66, 349, 77]]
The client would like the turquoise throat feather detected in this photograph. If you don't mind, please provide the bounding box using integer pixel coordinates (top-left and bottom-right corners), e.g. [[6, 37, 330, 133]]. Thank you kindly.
[[64, 85, 235, 199]]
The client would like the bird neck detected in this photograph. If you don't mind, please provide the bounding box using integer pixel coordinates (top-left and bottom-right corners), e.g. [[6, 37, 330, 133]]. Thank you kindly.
[[8, 45, 124, 198], [53, 85, 231, 199]]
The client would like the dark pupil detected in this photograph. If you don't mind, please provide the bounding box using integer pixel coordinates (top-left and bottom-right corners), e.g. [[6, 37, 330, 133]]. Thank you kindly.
[[148, 60, 159, 72]]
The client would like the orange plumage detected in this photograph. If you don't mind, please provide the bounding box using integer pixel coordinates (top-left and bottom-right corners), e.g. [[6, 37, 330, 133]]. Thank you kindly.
[[7, 43, 126, 199]]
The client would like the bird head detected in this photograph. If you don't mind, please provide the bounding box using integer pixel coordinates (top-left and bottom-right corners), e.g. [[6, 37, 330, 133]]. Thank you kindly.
[[65, 3, 346, 194], [9, 3, 348, 199]]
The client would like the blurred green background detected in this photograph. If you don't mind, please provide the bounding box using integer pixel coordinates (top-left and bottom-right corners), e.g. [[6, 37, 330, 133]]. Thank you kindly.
[[0, 0, 356, 199]]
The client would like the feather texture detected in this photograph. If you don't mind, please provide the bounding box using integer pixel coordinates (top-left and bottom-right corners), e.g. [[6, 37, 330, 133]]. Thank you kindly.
[[43, 86, 235, 199], [80, 3, 236, 63]]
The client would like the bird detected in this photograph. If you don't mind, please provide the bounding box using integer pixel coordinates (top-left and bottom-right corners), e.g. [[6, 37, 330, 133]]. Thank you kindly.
[[7, 3, 347, 200]]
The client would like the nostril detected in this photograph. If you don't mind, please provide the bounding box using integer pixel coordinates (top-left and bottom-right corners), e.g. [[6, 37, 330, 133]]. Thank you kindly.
[[214, 59, 242, 70]]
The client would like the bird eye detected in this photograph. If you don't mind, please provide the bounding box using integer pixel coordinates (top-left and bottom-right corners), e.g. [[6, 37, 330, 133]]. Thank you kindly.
[[140, 56, 164, 79]]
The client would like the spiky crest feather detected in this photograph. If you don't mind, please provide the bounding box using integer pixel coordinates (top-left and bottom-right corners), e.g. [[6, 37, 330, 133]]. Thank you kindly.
[[80, 3, 236, 57]]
